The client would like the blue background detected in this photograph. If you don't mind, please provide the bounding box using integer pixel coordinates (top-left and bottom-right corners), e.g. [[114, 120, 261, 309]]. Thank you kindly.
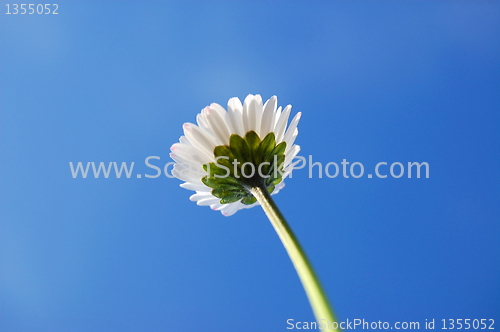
[[1, 2, 499, 331]]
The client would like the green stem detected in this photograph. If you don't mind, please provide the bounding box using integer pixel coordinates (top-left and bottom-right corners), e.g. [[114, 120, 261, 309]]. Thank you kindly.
[[251, 185, 340, 332]]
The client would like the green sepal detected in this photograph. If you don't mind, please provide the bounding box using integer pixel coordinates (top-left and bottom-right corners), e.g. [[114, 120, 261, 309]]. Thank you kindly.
[[271, 141, 286, 158], [256, 132, 276, 166], [241, 196, 257, 205], [268, 154, 285, 180], [229, 134, 251, 164], [202, 130, 287, 206], [245, 131, 261, 162], [202, 175, 242, 188], [212, 188, 245, 199], [267, 185, 275, 193], [221, 194, 245, 204], [203, 163, 229, 178]]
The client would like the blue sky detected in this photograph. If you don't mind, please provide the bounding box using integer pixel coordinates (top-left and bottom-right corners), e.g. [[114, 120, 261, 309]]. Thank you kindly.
[[1, 2, 499, 331]]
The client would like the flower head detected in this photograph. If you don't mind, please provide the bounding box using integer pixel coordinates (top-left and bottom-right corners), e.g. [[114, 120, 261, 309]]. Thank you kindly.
[[170, 94, 301, 216]]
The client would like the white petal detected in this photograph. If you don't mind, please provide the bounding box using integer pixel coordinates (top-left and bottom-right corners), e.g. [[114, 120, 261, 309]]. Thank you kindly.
[[210, 102, 235, 135], [210, 203, 224, 211], [172, 167, 203, 185], [170, 143, 211, 164], [242, 94, 263, 134], [221, 203, 241, 217], [183, 123, 217, 159], [251, 95, 264, 136], [283, 112, 301, 150], [169, 153, 199, 171], [260, 96, 277, 137], [209, 102, 227, 118], [174, 163, 205, 178], [206, 105, 232, 145], [197, 197, 220, 206], [179, 136, 192, 146], [274, 105, 291, 142], [196, 111, 211, 133], [190, 193, 220, 206], [242, 94, 255, 134], [284, 153, 302, 178], [180, 182, 209, 192], [273, 106, 282, 127], [272, 182, 285, 194], [284, 144, 301, 168], [189, 192, 212, 200], [227, 97, 244, 136], [284, 128, 298, 156]]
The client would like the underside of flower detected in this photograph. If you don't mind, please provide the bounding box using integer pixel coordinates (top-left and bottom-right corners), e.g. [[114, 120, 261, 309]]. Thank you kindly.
[[202, 131, 286, 205], [170, 94, 301, 216]]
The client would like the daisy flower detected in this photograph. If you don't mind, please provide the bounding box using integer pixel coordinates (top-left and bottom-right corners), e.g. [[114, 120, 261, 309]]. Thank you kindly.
[[169, 94, 339, 331], [170, 94, 301, 216]]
